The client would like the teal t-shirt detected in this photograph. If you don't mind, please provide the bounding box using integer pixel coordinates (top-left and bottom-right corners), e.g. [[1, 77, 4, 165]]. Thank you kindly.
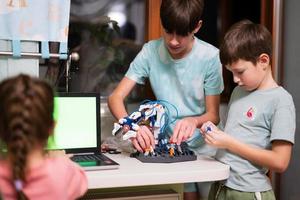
[[126, 37, 224, 154], [216, 86, 296, 192]]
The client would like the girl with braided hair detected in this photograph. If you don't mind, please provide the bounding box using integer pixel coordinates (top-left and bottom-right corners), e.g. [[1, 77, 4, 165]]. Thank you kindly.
[[0, 74, 87, 200]]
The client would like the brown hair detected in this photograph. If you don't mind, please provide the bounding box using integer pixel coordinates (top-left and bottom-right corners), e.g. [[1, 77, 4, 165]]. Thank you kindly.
[[219, 19, 272, 66], [160, 0, 204, 36], [0, 74, 54, 200]]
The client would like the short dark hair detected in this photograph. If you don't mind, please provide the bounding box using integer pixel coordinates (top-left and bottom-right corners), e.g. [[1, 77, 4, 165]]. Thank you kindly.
[[160, 0, 204, 36], [219, 19, 272, 66]]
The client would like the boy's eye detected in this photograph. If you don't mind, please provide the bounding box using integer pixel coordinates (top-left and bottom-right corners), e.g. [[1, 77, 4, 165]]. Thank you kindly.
[[234, 69, 245, 75]]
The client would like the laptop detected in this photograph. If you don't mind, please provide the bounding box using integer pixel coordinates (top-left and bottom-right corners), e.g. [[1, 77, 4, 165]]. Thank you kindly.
[[47, 92, 119, 171]]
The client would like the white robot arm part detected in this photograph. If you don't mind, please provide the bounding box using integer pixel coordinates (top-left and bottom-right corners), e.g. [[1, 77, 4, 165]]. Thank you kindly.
[[112, 103, 166, 142]]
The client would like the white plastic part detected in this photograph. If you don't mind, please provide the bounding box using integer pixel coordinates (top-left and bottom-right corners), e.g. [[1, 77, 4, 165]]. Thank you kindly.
[[122, 130, 137, 140]]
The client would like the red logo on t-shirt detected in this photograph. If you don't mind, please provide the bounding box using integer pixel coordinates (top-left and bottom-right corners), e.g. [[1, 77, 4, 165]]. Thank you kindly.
[[246, 107, 254, 119]]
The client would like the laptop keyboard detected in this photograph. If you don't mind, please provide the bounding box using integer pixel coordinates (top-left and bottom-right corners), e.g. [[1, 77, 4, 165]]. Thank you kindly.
[[71, 154, 112, 164]]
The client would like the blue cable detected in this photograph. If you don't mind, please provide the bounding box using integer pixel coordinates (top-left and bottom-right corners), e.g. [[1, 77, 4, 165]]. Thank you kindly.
[[137, 99, 179, 135]]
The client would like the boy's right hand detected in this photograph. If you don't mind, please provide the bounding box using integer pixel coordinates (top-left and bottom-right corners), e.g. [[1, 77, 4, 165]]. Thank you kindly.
[[200, 121, 233, 149], [131, 125, 155, 152], [200, 121, 217, 135]]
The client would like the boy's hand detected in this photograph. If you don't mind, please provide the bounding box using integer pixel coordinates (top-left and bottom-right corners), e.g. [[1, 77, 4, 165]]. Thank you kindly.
[[171, 117, 197, 145], [201, 121, 232, 149], [131, 125, 155, 152], [200, 121, 217, 134]]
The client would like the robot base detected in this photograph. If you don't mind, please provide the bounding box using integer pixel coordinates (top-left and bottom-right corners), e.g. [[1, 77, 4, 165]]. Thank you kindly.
[[130, 152, 197, 163]]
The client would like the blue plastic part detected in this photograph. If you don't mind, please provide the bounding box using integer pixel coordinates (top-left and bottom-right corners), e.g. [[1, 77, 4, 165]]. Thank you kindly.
[[12, 40, 21, 57], [41, 41, 50, 59], [59, 42, 68, 59]]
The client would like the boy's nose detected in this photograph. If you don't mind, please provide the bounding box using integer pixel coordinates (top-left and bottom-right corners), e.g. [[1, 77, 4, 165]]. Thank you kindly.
[[233, 75, 240, 84], [169, 36, 179, 46]]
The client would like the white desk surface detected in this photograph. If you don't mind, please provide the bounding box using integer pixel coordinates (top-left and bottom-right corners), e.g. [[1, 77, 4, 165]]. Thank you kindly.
[[86, 153, 229, 189]]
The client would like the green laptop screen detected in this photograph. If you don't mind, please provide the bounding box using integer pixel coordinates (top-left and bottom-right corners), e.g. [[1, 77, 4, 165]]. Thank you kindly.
[[47, 96, 98, 150]]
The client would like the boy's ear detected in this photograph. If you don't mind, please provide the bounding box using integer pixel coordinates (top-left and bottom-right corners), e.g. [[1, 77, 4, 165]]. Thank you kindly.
[[258, 53, 270, 70], [193, 20, 202, 34]]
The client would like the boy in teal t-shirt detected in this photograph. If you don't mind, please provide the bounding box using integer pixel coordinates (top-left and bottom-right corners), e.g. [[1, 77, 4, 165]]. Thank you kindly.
[[108, 0, 223, 199], [201, 20, 296, 200], [109, 0, 223, 155]]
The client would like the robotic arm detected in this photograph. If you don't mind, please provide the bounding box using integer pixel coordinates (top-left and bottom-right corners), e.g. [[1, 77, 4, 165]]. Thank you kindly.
[[112, 102, 165, 143], [111, 101, 196, 162]]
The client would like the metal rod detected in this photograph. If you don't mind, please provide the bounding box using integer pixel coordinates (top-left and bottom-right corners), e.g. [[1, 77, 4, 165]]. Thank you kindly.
[[0, 51, 63, 58], [0, 50, 79, 93], [65, 54, 72, 92]]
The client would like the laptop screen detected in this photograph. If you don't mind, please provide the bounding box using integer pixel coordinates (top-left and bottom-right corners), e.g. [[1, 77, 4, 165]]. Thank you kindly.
[[47, 93, 101, 153]]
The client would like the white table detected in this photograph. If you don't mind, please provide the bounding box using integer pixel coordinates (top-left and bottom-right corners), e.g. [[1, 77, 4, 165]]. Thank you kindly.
[[87, 153, 229, 189]]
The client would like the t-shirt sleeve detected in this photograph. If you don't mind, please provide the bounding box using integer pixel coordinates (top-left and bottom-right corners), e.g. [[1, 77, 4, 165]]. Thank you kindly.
[[204, 52, 224, 95], [125, 42, 151, 85], [270, 97, 296, 144]]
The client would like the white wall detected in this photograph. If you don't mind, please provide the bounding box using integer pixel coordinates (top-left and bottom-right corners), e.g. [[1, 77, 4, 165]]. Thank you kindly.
[[279, 0, 300, 199]]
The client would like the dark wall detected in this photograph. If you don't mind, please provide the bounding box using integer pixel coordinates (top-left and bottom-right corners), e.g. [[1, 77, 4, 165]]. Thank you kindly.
[[280, 0, 300, 199], [196, 0, 261, 103], [196, 0, 261, 48]]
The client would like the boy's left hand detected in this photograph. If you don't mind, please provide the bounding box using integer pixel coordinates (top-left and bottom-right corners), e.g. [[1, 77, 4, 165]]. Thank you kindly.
[[170, 117, 197, 145]]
